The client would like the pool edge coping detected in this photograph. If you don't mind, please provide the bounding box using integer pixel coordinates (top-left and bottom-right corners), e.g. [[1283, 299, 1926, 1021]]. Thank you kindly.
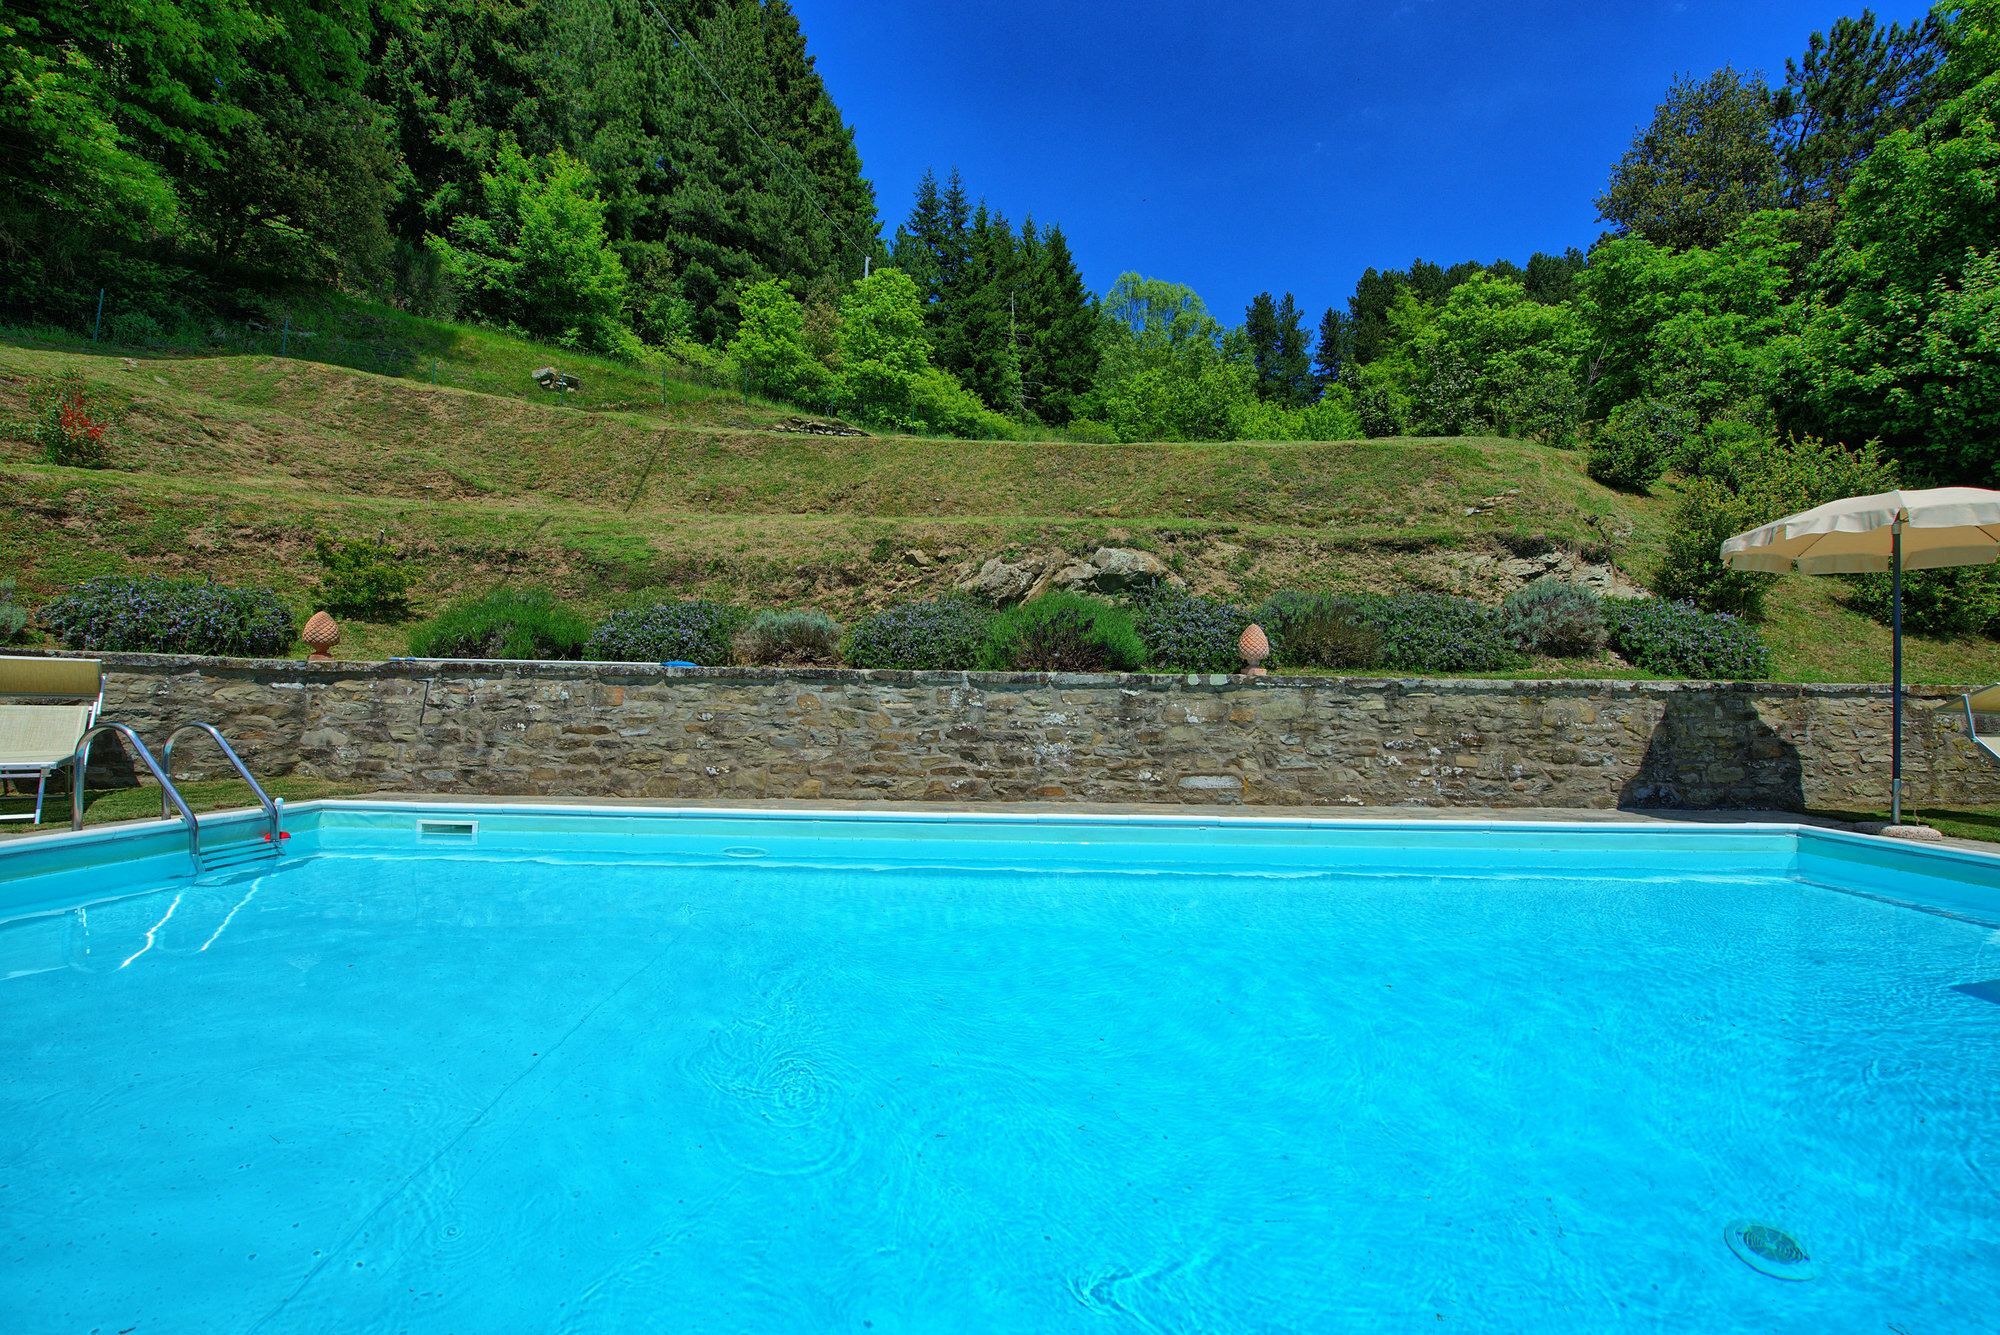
[[10, 796, 1999, 871]]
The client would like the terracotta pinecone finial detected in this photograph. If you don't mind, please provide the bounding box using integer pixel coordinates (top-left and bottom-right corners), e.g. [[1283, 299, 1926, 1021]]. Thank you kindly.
[[1238, 622, 1270, 676], [302, 610, 340, 661]]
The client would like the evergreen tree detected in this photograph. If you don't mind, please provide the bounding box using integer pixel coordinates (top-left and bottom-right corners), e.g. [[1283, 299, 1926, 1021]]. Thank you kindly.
[[889, 169, 947, 307], [1775, 9, 1946, 208], [1019, 222, 1099, 423], [956, 205, 1024, 413], [1346, 268, 1404, 365], [1243, 291, 1313, 406], [1597, 66, 1783, 250], [890, 166, 974, 371], [1312, 307, 1349, 390], [1406, 259, 1452, 306], [1523, 248, 1587, 304], [931, 168, 976, 373]]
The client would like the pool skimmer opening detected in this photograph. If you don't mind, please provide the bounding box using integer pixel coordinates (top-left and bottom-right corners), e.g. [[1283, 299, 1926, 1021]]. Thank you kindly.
[[1725, 1220, 1817, 1281]]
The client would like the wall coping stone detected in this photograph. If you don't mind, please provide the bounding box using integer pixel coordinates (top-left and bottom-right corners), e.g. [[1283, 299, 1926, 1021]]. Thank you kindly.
[[36, 649, 1979, 702]]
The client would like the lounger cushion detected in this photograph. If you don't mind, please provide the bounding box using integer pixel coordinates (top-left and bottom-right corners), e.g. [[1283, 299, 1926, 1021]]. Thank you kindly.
[[0, 704, 95, 768], [1968, 685, 2000, 716], [0, 656, 102, 700]]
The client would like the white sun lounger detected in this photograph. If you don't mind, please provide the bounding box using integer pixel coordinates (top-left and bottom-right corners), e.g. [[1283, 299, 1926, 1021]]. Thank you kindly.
[[0, 657, 104, 824]]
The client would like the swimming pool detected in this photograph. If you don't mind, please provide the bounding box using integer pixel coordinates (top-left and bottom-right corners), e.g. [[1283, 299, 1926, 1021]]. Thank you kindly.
[[3, 803, 1998, 1331]]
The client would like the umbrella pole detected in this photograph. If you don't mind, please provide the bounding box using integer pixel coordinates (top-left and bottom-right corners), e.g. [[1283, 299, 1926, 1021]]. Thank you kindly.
[[1892, 521, 1904, 826]]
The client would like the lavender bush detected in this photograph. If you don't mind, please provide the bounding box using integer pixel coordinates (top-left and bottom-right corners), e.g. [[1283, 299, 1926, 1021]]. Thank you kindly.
[[588, 600, 744, 663], [1604, 598, 1772, 679], [1350, 593, 1520, 673], [1500, 578, 1607, 657], [1131, 587, 1250, 672], [842, 597, 993, 670], [39, 576, 296, 656]]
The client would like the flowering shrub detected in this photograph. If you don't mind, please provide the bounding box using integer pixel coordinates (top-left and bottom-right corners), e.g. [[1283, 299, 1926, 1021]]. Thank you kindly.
[[1131, 587, 1250, 672], [1604, 598, 1772, 679], [39, 577, 296, 656], [1500, 578, 1607, 657], [1256, 590, 1382, 670], [31, 371, 111, 467], [408, 586, 590, 660], [982, 593, 1146, 672], [1349, 593, 1520, 673], [735, 609, 841, 665], [587, 600, 743, 663], [842, 597, 993, 670]]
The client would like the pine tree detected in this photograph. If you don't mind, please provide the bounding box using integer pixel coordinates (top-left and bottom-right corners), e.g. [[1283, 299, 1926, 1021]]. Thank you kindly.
[[931, 168, 976, 373], [890, 169, 946, 306], [955, 205, 1024, 413], [1523, 248, 1586, 304], [1242, 292, 1313, 407], [1346, 268, 1403, 365], [1775, 10, 1945, 208], [1312, 307, 1348, 391], [1271, 293, 1313, 407], [1020, 222, 1099, 424], [890, 165, 975, 369], [1243, 293, 1281, 397]]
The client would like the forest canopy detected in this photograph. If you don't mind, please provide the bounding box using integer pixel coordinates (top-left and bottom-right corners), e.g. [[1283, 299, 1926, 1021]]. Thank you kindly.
[[3, 0, 1995, 494]]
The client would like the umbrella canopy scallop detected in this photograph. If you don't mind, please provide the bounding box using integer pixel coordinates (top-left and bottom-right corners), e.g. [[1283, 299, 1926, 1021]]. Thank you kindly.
[[1721, 487, 2000, 575]]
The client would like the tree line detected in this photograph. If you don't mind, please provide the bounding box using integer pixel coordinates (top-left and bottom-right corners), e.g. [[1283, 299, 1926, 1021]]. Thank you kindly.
[[5, 0, 1995, 498], [5, 0, 878, 350]]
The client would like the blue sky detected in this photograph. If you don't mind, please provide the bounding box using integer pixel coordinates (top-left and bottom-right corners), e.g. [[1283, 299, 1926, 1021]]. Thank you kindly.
[[790, 0, 1933, 326]]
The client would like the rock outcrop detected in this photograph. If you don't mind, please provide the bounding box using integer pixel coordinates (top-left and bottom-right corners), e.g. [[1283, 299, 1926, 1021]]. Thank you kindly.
[[956, 547, 1185, 604]]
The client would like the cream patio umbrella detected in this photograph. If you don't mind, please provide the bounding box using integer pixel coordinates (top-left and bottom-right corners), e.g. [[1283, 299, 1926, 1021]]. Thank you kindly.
[[1721, 486, 2000, 825]]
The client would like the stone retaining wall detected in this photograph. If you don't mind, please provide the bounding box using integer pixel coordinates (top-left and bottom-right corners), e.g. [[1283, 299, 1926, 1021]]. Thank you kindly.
[[67, 654, 2000, 811]]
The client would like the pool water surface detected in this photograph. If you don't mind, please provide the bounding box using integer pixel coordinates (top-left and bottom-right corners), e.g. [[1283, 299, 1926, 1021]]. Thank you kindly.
[[2, 807, 1997, 1331]]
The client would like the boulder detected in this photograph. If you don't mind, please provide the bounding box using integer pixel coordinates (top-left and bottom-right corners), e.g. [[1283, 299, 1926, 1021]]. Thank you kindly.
[[958, 557, 1041, 604], [773, 414, 868, 437], [1027, 559, 1103, 602], [956, 546, 1185, 605], [1084, 547, 1178, 593]]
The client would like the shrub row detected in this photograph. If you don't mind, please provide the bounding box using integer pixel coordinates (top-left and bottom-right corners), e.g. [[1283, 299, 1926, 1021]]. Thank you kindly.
[[29, 577, 1774, 680], [39, 577, 298, 657], [1603, 598, 1773, 680]]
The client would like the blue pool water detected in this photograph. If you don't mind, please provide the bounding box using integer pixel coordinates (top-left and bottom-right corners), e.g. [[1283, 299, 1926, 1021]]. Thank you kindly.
[[3, 807, 1999, 1331]]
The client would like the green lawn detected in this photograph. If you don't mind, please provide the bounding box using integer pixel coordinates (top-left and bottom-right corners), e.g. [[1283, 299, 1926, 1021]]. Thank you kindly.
[[1811, 805, 2000, 845], [0, 776, 367, 832], [4, 306, 1996, 684]]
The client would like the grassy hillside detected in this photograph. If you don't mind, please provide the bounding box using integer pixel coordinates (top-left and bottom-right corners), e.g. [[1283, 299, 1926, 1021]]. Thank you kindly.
[[3, 316, 1995, 684]]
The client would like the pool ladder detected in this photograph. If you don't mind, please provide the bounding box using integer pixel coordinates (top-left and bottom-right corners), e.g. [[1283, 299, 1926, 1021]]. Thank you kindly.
[[70, 721, 284, 874]]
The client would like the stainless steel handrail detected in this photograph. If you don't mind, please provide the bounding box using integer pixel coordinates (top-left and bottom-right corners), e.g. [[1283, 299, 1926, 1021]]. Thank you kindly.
[[71, 722, 202, 867], [161, 722, 282, 848]]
